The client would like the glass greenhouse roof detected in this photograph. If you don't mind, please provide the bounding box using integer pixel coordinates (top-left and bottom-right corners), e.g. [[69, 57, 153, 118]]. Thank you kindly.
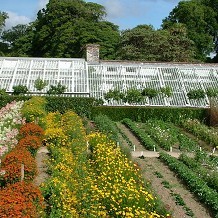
[[1, 57, 218, 108]]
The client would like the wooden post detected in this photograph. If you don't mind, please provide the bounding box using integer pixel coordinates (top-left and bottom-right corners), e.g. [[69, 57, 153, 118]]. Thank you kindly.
[[212, 147, 216, 154], [153, 145, 156, 152], [21, 164, 24, 181], [170, 147, 172, 152], [133, 145, 136, 151]]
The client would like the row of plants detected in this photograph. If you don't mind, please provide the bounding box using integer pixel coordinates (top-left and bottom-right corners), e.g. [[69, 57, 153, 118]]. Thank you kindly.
[[159, 152, 218, 217], [143, 119, 199, 152], [181, 118, 218, 148], [88, 132, 169, 217], [122, 118, 159, 151], [93, 114, 132, 157], [0, 78, 67, 96], [104, 86, 218, 103], [179, 153, 218, 192], [91, 106, 208, 123], [0, 98, 45, 217], [42, 109, 170, 217], [153, 171, 194, 217], [0, 95, 209, 123], [0, 101, 25, 157]]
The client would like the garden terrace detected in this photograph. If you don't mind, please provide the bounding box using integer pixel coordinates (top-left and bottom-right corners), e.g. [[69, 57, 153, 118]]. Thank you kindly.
[[1, 57, 218, 107]]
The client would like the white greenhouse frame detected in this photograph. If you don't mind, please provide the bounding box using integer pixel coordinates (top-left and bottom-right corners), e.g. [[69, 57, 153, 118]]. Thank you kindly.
[[0, 57, 218, 108]]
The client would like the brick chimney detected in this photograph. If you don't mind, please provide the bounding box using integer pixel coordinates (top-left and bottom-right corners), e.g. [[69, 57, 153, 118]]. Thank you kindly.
[[86, 44, 100, 64]]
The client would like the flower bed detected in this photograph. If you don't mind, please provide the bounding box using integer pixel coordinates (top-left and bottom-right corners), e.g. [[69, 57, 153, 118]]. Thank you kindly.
[[0, 98, 46, 217], [181, 118, 218, 148], [159, 152, 218, 217], [0, 101, 25, 157], [42, 110, 169, 217]]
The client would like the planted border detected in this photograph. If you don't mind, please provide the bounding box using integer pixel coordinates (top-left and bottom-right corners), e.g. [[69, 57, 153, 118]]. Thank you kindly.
[[122, 118, 158, 151], [159, 152, 218, 217]]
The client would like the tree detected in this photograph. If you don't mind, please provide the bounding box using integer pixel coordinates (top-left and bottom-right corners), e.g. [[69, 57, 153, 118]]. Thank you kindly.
[[0, 11, 8, 56], [32, 0, 120, 59], [117, 24, 195, 62], [1, 23, 34, 56], [162, 0, 218, 61]]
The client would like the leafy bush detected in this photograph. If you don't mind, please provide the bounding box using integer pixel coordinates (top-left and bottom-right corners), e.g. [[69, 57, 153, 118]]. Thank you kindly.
[[45, 96, 96, 117], [104, 89, 124, 102], [187, 89, 205, 100], [19, 122, 44, 138], [0, 181, 44, 218], [125, 88, 144, 104], [34, 77, 48, 91], [21, 97, 47, 127], [17, 135, 42, 157], [160, 86, 173, 98], [47, 82, 66, 95], [142, 88, 159, 99], [206, 87, 218, 98], [12, 85, 29, 95], [1, 147, 37, 184], [0, 88, 8, 96]]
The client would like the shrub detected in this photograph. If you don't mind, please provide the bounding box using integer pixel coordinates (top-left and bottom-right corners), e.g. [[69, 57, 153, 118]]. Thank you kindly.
[[47, 82, 66, 95], [187, 89, 205, 100], [142, 88, 159, 99], [19, 122, 44, 138], [12, 85, 28, 95], [34, 77, 48, 91], [1, 147, 37, 184], [17, 135, 42, 157], [0, 181, 44, 218], [21, 97, 47, 127]]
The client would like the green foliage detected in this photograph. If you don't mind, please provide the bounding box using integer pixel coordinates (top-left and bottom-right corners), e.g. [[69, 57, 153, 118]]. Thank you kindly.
[[45, 96, 96, 118], [0, 11, 8, 33], [12, 85, 28, 95], [179, 153, 218, 191], [122, 118, 159, 151], [125, 88, 143, 104], [162, 0, 218, 61], [187, 89, 205, 100], [159, 152, 218, 216], [21, 97, 47, 127], [93, 114, 119, 142], [0, 88, 8, 96], [206, 87, 218, 97], [160, 86, 173, 98], [47, 83, 66, 95], [34, 78, 48, 91], [104, 89, 124, 102], [91, 106, 209, 124], [141, 88, 159, 99], [117, 24, 195, 62], [32, 0, 119, 59]]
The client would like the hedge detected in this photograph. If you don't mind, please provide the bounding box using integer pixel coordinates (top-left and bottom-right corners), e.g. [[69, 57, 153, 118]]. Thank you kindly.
[[0, 96, 209, 122], [0, 96, 97, 118], [91, 106, 209, 124]]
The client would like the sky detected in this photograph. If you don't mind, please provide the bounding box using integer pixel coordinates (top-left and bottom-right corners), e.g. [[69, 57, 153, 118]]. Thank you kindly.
[[0, 0, 181, 30]]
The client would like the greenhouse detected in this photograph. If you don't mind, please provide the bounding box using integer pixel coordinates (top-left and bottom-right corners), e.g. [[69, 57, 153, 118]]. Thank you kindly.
[[0, 57, 218, 108]]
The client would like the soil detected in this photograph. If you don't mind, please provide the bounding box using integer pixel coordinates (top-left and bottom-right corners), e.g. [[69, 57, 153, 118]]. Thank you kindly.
[[33, 146, 49, 187], [34, 122, 215, 218], [116, 122, 214, 218]]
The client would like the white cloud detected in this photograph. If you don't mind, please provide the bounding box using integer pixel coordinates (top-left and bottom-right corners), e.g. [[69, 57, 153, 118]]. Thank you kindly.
[[38, 0, 49, 10], [5, 11, 31, 29]]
